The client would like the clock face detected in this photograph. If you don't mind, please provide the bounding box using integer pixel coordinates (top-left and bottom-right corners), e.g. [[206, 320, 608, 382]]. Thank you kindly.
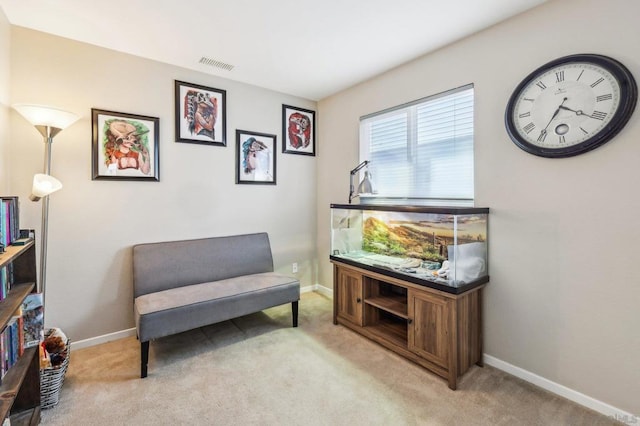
[[505, 54, 637, 158]]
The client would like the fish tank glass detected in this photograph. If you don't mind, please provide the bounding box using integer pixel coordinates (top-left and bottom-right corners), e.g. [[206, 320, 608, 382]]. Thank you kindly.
[[330, 204, 489, 293]]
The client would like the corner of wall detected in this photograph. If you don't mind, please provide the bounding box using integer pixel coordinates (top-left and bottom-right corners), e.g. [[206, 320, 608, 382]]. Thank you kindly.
[[0, 7, 11, 193]]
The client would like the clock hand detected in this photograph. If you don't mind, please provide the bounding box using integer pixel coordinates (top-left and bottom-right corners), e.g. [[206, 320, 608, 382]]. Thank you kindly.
[[539, 97, 568, 138], [558, 105, 597, 118]]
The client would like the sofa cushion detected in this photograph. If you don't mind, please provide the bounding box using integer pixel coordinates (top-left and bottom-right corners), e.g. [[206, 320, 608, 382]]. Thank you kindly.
[[135, 272, 298, 315], [134, 272, 300, 342]]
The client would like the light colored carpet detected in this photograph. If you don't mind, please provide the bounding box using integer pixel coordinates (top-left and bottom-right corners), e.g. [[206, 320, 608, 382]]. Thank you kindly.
[[41, 292, 617, 425]]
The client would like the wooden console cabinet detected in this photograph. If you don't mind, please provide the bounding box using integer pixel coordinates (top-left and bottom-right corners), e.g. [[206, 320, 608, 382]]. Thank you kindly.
[[332, 260, 484, 390]]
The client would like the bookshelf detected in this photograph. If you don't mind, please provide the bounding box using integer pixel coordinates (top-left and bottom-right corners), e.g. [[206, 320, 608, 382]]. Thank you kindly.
[[0, 241, 40, 425]]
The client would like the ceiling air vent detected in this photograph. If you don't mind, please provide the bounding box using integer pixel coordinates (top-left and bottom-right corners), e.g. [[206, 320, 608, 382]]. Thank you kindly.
[[198, 57, 234, 71]]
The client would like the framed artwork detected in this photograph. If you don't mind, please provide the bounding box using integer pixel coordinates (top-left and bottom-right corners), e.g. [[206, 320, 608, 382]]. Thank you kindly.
[[91, 109, 159, 181], [282, 104, 315, 156], [175, 80, 227, 146], [236, 129, 276, 185]]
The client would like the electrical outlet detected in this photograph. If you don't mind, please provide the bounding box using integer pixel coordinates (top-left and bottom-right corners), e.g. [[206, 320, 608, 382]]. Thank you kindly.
[[292, 262, 298, 273]]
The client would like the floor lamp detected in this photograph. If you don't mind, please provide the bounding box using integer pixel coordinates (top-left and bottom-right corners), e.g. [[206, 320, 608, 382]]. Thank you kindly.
[[12, 104, 79, 309]]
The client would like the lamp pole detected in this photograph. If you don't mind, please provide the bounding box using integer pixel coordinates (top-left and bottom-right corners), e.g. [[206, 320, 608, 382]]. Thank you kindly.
[[37, 125, 61, 299], [349, 160, 369, 204]]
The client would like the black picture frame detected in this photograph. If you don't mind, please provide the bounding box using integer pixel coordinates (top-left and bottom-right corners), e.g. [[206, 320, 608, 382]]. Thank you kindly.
[[175, 80, 227, 146], [91, 108, 160, 181], [282, 104, 315, 156], [236, 129, 277, 185]]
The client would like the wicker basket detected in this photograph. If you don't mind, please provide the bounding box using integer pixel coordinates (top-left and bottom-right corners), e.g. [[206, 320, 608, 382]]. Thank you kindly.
[[40, 337, 71, 409]]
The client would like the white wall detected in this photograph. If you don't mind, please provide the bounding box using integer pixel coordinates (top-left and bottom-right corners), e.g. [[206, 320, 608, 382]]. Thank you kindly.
[[8, 28, 317, 342], [317, 0, 639, 416], [0, 8, 9, 193]]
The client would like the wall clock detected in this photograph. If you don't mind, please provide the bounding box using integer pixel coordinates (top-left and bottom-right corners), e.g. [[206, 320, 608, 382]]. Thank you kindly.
[[505, 54, 637, 158]]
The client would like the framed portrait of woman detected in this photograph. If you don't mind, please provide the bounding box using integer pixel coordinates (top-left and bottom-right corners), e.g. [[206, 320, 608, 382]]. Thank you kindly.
[[235, 129, 276, 185], [175, 80, 227, 146], [91, 109, 160, 181]]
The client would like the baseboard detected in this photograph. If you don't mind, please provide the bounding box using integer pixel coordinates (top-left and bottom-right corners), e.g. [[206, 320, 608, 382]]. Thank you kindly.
[[484, 354, 637, 422], [312, 284, 333, 298], [71, 328, 137, 350], [300, 284, 315, 294]]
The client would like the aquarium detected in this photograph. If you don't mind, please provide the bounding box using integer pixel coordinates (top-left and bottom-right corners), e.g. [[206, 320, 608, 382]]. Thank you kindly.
[[330, 204, 489, 293]]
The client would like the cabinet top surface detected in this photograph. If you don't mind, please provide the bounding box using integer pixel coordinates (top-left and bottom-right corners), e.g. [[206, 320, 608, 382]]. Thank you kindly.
[[331, 257, 487, 296]]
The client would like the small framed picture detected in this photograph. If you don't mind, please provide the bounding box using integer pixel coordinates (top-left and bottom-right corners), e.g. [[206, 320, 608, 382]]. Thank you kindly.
[[175, 80, 227, 146], [236, 130, 276, 185], [282, 104, 315, 156], [91, 109, 159, 181]]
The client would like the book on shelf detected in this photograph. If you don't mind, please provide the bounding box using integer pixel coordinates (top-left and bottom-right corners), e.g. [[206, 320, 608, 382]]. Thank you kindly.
[[11, 237, 33, 246], [22, 293, 44, 349], [0, 197, 19, 247], [0, 263, 14, 301], [0, 314, 22, 381]]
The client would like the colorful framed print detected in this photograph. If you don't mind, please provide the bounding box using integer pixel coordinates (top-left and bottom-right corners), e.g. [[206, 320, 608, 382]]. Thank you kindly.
[[91, 109, 159, 181], [282, 104, 315, 156], [175, 80, 227, 146], [236, 130, 276, 185]]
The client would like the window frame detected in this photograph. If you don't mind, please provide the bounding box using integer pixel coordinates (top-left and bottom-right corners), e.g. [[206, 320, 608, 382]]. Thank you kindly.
[[359, 84, 475, 206]]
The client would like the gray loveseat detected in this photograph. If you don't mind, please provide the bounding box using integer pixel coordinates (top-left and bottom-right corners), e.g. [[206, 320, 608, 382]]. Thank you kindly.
[[133, 232, 300, 378]]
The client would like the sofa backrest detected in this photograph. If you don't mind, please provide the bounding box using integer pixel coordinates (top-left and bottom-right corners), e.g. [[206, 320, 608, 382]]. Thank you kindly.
[[133, 232, 274, 298]]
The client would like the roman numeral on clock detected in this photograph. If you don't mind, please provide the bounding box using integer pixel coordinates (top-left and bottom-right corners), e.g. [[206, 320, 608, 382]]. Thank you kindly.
[[519, 112, 531, 118], [590, 77, 605, 88], [596, 94, 612, 102], [592, 110, 607, 120], [555, 71, 565, 82], [536, 81, 547, 90], [523, 122, 536, 134], [559, 135, 566, 144]]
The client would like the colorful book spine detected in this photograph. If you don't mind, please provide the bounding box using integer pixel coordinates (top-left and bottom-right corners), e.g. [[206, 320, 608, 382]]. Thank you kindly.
[[0, 266, 6, 301], [0, 197, 19, 246]]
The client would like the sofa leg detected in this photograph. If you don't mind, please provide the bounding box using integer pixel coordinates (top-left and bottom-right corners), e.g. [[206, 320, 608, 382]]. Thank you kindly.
[[292, 301, 299, 327], [141, 341, 149, 378]]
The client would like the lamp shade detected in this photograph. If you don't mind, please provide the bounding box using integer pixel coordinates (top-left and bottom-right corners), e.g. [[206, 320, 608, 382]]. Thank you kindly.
[[13, 104, 79, 130], [357, 170, 374, 195], [30, 174, 63, 201]]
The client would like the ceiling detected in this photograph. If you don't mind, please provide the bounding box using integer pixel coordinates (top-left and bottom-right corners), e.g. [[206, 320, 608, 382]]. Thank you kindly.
[[0, 0, 547, 101]]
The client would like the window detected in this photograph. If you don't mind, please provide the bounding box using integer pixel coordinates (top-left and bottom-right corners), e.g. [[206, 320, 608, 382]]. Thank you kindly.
[[359, 84, 474, 206]]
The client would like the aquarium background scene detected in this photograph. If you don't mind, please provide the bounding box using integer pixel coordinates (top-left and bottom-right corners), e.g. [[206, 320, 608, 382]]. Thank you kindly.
[[361, 211, 487, 262]]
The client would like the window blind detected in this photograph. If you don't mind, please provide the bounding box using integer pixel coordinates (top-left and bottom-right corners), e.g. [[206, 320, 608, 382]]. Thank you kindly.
[[359, 84, 474, 205]]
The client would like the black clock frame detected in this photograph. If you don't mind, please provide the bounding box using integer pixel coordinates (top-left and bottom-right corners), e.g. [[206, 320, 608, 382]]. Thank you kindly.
[[505, 54, 637, 158]]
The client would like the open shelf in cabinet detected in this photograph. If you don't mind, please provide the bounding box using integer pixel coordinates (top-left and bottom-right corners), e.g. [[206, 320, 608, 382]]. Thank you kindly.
[[364, 295, 408, 319], [365, 311, 408, 348], [363, 277, 409, 347]]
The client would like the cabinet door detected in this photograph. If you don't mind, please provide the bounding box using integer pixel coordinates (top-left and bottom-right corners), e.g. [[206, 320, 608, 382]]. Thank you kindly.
[[408, 290, 451, 369], [336, 268, 363, 326]]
